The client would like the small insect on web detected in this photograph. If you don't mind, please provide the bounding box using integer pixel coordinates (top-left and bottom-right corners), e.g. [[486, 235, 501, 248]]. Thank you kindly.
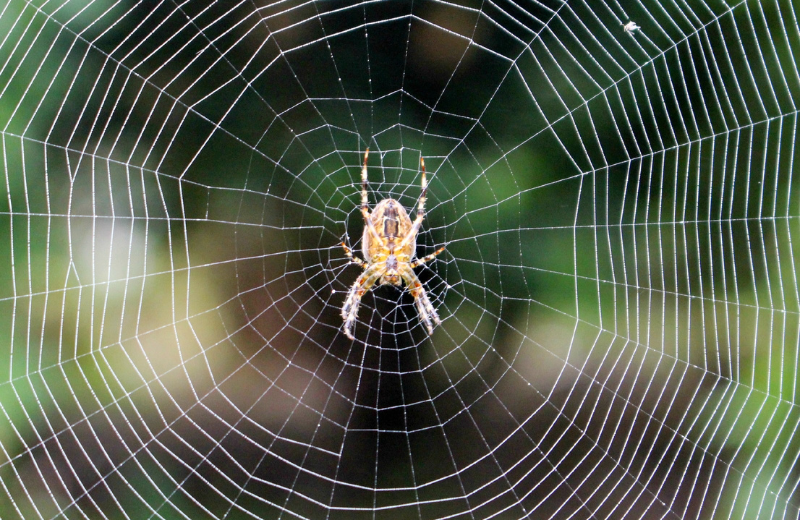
[[340, 149, 445, 340], [623, 21, 640, 35]]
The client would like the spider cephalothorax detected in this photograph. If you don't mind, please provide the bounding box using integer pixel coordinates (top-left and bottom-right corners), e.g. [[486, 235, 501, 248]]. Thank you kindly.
[[341, 149, 445, 340]]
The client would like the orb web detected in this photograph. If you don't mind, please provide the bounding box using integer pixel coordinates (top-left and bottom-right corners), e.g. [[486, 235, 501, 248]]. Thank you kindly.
[[0, 0, 798, 518]]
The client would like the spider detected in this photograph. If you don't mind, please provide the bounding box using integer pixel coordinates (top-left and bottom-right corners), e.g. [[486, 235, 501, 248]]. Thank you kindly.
[[340, 149, 445, 340]]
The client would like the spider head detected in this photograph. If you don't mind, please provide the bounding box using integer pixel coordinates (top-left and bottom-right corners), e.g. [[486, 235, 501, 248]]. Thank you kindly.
[[381, 255, 402, 286]]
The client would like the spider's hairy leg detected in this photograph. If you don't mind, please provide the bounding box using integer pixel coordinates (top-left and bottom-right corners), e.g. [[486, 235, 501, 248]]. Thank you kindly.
[[361, 148, 370, 216], [342, 264, 382, 340], [418, 157, 428, 218], [359, 148, 383, 246], [410, 246, 445, 268], [401, 265, 441, 334], [341, 242, 366, 267], [409, 157, 428, 231], [397, 157, 430, 251]]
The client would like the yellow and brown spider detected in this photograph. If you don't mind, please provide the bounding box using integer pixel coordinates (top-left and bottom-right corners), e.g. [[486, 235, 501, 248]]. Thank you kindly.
[[341, 149, 445, 340]]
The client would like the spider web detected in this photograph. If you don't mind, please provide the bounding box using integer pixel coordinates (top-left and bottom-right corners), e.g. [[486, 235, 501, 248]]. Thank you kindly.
[[1, 0, 799, 518]]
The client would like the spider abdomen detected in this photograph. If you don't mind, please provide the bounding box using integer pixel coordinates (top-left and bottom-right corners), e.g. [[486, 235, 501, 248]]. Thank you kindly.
[[383, 202, 400, 238], [363, 198, 416, 262]]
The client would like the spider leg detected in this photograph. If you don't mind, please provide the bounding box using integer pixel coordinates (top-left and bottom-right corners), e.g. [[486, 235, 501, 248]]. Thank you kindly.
[[418, 157, 428, 218], [341, 242, 367, 268], [396, 157, 430, 251], [410, 246, 445, 268], [358, 148, 385, 248], [361, 148, 370, 215], [341, 263, 383, 340], [400, 265, 441, 334]]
